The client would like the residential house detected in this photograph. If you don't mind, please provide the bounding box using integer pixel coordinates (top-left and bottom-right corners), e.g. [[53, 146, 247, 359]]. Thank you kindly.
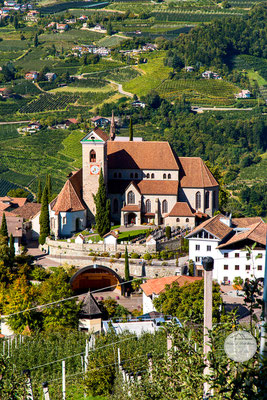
[[184, 66, 194, 72], [25, 71, 38, 81], [90, 116, 110, 127], [202, 71, 221, 79], [25, 10, 39, 21], [12, 202, 41, 240], [45, 72, 57, 82], [0, 88, 8, 97], [131, 100, 146, 108], [186, 214, 266, 283], [56, 23, 68, 31], [235, 90, 251, 99], [0, 215, 23, 254], [141, 275, 202, 314]]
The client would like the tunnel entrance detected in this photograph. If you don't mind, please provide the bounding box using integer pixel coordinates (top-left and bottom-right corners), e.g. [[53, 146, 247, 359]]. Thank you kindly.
[[70, 265, 123, 294]]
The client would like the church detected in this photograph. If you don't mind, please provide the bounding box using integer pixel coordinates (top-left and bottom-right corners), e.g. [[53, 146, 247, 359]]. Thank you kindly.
[[49, 118, 219, 238]]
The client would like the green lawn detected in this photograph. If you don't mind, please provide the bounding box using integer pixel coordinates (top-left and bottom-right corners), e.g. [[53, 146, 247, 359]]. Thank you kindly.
[[118, 229, 149, 242], [246, 70, 267, 87]]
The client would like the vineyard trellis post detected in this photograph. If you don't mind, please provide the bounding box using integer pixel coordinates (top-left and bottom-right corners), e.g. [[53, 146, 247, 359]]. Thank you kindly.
[[23, 369, 34, 400], [42, 382, 50, 400], [62, 360, 66, 400]]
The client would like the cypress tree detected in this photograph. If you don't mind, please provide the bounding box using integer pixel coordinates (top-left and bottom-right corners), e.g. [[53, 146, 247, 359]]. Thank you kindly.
[[37, 179, 42, 203], [124, 246, 130, 281], [34, 33, 38, 47], [93, 169, 110, 237], [9, 233, 15, 261], [39, 186, 50, 244], [0, 212, 8, 239], [46, 174, 52, 201], [129, 118, 133, 141]]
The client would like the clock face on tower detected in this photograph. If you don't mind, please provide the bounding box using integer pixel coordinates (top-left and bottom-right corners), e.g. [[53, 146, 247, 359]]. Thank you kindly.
[[90, 164, 100, 175]]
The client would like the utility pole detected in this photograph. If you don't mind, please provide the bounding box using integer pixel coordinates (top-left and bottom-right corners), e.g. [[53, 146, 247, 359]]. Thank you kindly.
[[202, 256, 214, 399]]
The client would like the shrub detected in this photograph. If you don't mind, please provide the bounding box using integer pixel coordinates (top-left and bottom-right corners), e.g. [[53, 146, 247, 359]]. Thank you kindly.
[[143, 253, 151, 260], [165, 226, 171, 240], [160, 250, 168, 260], [101, 252, 109, 258], [30, 266, 49, 281], [89, 251, 96, 256], [162, 262, 168, 266], [131, 253, 140, 259], [114, 252, 121, 259]]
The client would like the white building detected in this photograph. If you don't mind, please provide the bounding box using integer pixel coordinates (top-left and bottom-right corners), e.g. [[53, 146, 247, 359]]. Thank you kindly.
[[141, 275, 202, 314], [186, 214, 266, 283]]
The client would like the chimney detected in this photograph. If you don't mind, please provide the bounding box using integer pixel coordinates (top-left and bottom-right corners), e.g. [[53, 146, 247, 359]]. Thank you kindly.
[[109, 110, 116, 141], [220, 214, 232, 227]]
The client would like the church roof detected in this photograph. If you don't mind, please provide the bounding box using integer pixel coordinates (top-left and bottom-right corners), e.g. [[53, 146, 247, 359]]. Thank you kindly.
[[178, 157, 218, 188], [137, 180, 178, 195], [51, 169, 86, 214], [107, 141, 179, 170], [167, 202, 195, 217]]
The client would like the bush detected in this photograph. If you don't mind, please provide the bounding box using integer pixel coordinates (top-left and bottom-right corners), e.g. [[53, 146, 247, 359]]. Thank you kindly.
[[114, 252, 121, 259], [101, 252, 110, 258], [143, 253, 151, 260], [131, 253, 140, 259], [165, 226, 171, 240], [160, 250, 168, 260], [30, 266, 49, 281]]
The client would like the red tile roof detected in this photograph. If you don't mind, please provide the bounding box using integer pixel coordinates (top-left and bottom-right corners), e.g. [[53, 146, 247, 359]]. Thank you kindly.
[[0, 215, 23, 237], [103, 230, 119, 238], [232, 217, 263, 227], [107, 141, 179, 170], [141, 275, 202, 296], [51, 170, 86, 214], [187, 214, 232, 240], [94, 127, 109, 142], [218, 221, 267, 248], [178, 157, 218, 188], [167, 202, 195, 217], [137, 180, 178, 195], [12, 202, 41, 220], [121, 205, 141, 212], [0, 197, 27, 207]]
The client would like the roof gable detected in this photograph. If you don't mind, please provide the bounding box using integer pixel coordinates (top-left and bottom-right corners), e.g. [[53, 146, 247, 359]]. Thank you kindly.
[[51, 170, 85, 213], [141, 275, 202, 296], [81, 127, 108, 143], [167, 202, 195, 217], [186, 214, 232, 240]]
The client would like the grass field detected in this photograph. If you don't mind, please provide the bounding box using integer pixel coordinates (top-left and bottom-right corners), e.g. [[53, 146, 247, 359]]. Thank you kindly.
[[97, 34, 129, 47], [123, 53, 172, 96]]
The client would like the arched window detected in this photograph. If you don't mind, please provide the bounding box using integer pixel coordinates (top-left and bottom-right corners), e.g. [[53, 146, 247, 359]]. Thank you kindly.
[[147, 173, 150, 179], [162, 200, 168, 214], [176, 218, 180, 222], [130, 173, 133, 179], [163, 173, 166, 179], [135, 173, 138, 179], [118, 172, 122, 178], [151, 173, 154, 179], [128, 191, 135, 204], [186, 218, 189, 223], [114, 172, 117, 178], [145, 199, 151, 213], [113, 198, 118, 214], [168, 173, 171, 179], [90, 150, 96, 163], [205, 191, 210, 209], [196, 191, 201, 209]]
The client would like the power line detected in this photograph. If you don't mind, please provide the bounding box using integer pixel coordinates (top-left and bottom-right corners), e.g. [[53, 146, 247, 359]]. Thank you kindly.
[[0, 278, 141, 320]]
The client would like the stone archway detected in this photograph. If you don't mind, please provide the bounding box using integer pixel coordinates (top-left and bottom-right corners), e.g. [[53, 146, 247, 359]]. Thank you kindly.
[[70, 264, 123, 294], [127, 212, 136, 225]]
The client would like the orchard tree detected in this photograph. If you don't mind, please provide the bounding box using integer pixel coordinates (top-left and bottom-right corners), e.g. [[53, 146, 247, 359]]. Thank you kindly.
[[93, 169, 110, 237], [7, 188, 28, 198]]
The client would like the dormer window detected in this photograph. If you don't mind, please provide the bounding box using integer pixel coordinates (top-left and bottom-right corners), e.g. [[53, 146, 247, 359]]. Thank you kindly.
[[163, 174, 166, 179], [130, 173, 133, 179], [168, 173, 171, 179], [114, 172, 117, 178], [90, 150, 96, 162], [151, 173, 154, 179], [147, 173, 150, 179], [135, 173, 138, 179]]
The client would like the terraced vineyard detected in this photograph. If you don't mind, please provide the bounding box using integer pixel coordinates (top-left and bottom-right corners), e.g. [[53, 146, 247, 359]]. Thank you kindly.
[[19, 93, 79, 114], [157, 78, 239, 104], [0, 178, 22, 196]]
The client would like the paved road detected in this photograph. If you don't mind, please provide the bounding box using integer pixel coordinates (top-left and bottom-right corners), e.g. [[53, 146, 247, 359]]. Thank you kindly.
[[0, 120, 30, 125], [109, 80, 133, 98], [192, 106, 253, 113]]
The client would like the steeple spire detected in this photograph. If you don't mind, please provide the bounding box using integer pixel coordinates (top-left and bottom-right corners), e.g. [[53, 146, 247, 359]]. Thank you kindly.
[[110, 110, 116, 141]]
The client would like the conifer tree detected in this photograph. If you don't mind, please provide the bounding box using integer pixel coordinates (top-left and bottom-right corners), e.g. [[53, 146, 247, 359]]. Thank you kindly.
[[0, 213, 8, 240], [34, 33, 39, 47], [93, 169, 110, 237], [37, 179, 42, 203], [129, 118, 133, 141], [46, 174, 52, 201], [9, 233, 15, 262], [39, 186, 50, 244], [124, 246, 130, 282]]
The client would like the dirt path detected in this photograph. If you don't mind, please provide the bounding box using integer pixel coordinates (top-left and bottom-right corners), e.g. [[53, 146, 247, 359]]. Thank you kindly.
[[108, 80, 133, 98]]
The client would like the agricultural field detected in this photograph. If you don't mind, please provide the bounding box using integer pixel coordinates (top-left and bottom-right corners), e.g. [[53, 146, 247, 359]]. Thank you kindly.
[[123, 52, 172, 96], [96, 34, 129, 48], [19, 93, 79, 114], [157, 78, 240, 105], [0, 178, 22, 196]]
